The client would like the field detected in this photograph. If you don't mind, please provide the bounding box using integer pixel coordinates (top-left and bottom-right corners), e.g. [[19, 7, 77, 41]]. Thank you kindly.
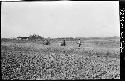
[[1, 37, 120, 80]]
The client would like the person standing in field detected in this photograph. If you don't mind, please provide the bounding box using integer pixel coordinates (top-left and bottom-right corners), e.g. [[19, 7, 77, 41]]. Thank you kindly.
[[44, 39, 50, 45], [77, 39, 82, 47], [61, 39, 66, 46]]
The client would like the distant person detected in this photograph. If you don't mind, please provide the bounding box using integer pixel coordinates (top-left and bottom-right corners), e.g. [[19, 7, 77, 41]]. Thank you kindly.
[[43, 39, 50, 45], [77, 39, 82, 47], [60, 40, 66, 46]]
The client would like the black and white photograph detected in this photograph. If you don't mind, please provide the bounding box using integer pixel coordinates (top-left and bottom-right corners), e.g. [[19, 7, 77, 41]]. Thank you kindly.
[[1, 1, 120, 80]]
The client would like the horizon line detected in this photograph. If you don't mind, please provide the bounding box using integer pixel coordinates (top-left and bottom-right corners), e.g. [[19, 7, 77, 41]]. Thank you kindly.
[[1, 36, 120, 39]]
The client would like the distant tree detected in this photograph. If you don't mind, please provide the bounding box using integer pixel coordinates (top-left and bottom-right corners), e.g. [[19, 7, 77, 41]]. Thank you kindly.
[[29, 34, 44, 40]]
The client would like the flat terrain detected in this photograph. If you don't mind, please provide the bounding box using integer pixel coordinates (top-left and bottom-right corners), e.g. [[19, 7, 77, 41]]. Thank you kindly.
[[1, 37, 120, 80]]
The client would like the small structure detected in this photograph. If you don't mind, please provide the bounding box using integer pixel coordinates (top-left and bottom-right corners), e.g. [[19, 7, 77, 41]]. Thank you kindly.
[[17, 37, 29, 40]]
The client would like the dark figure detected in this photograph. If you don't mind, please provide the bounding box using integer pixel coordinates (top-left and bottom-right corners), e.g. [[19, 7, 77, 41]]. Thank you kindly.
[[77, 39, 81, 47], [44, 39, 50, 45], [78, 43, 82, 47], [61, 40, 66, 46]]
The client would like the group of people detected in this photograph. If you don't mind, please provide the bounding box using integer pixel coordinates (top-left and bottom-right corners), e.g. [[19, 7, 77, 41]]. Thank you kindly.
[[43, 39, 82, 47]]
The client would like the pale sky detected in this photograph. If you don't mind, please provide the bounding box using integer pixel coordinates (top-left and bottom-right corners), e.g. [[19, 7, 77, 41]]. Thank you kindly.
[[1, 1, 120, 38]]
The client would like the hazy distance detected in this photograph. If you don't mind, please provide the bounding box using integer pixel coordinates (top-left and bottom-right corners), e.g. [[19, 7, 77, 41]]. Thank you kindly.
[[1, 1, 120, 38]]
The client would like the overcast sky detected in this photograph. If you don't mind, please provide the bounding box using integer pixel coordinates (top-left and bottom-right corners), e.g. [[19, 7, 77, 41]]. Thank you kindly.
[[1, 1, 120, 38]]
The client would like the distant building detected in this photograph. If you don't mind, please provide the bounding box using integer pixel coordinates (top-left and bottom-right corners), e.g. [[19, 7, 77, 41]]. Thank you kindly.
[[17, 37, 29, 40]]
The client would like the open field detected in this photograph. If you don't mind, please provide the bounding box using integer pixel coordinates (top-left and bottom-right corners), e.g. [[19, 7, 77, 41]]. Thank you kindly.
[[1, 37, 120, 80]]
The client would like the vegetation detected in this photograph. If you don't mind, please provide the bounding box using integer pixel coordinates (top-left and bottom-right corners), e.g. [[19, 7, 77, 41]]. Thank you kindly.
[[1, 37, 120, 80]]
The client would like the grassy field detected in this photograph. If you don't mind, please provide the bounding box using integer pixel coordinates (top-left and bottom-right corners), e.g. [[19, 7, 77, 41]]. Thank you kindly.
[[1, 37, 120, 80]]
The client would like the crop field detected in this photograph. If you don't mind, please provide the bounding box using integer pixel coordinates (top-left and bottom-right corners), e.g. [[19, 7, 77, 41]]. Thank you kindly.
[[1, 37, 120, 80]]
